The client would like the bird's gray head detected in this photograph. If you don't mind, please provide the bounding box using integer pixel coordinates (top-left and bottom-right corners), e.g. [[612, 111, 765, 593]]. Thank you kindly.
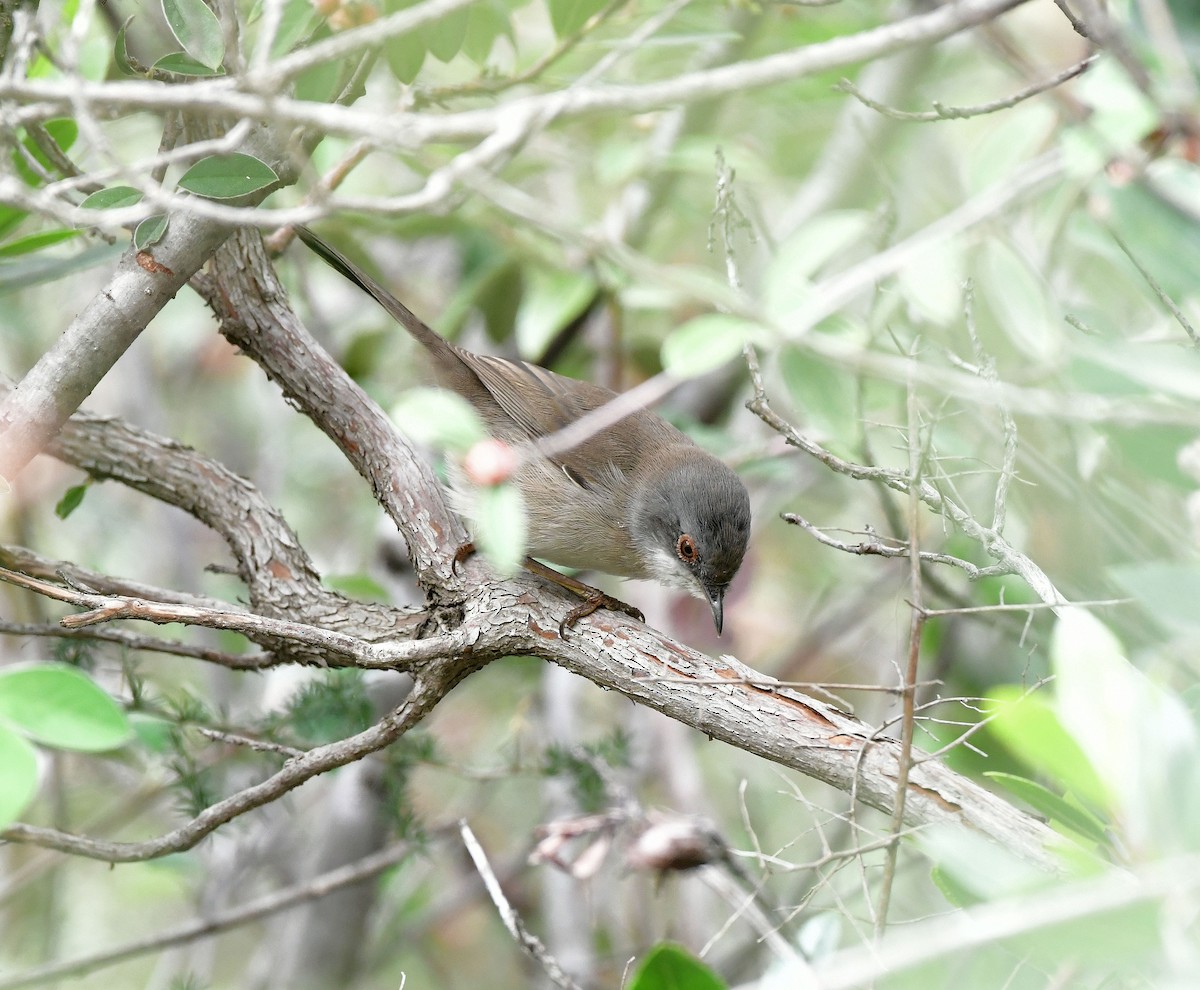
[[629, 452, 751, 635]]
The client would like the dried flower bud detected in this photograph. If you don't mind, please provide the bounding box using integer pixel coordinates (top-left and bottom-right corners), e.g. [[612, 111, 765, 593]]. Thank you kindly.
[[463, 439, 518, 486], [626, 817, 724, 872]]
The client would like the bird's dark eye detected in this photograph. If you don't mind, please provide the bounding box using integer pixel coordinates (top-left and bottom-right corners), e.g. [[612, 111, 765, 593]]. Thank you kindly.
[[676, 533, 699, 565]]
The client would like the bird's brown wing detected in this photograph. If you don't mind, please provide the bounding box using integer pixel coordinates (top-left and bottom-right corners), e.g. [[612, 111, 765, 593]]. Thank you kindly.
[[458, 350, 686, 489]]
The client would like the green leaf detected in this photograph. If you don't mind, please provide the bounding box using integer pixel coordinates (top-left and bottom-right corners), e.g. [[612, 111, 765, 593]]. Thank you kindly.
[[129, 713, 175, 754], [0, 664, 132, 752], [974, 239, 1061, 364], [153, 51, 225, 76], [427, 4, 469, 61], [463, 0, 513, 63], [916, 825, 1049, 902], [474, 483, 527, 577], [178, 153, 278, 199], [0, 229, 80, 258], [1109, 561, 1200, 631], [294, 51, 342, 102], [984, 772, 1109, 844], [385, 29, 428, 84], [162, 0, 226, 70], [982, 686, 1107, 808], [269, 0, 321, 58], [13, 119, 79, 186], [547, 0, 607, 38], [661, 314, 761, 379], [628, 943, 726, 990], [0, 725, 39, 830], [133, 214, 169, 250], [930, 863, 981, 908], [896, 236, 966, 326], [769, 210, 871, 283], [1052, 609, 1200, 853], [0, 206, 27, 240], [54, 481, 90, 519], [391, 388, 487, 451], [78, 186, 144, 212], [114, 16, 140, 75], [777, 345, 857, 452], [513, 267, 596, 356]]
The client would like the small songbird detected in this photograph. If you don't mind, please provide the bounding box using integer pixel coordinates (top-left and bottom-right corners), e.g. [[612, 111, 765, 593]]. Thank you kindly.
[[297, 227, 751, 634]]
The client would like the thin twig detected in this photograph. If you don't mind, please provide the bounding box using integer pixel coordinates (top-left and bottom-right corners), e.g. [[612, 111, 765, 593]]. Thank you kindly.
[[0, 620, 275, 669], [459, 820, 584, 990], [837, 55, 1095, 121], [874, 376, 926, 937], [0, 840, 419, 990], [1108, 228, 1200, 348], [744, 349, 1066, 605], [962, 282, 1020, 534]]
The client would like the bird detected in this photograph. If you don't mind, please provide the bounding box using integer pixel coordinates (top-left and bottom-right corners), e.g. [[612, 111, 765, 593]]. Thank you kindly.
[[295, 226, 751, 634]]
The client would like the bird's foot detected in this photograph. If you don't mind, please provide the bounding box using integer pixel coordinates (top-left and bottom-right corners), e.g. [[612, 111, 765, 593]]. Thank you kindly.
[[520, 557, 644, 636], [451, 541, 476, 574], [560, 589, 645, 636]]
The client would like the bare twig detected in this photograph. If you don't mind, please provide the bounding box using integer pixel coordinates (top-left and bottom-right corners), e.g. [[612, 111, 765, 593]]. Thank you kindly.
[[0, 840, 419, 990], [962, 282, 1020, 534], [744, 348, 1066, 604], [837, 55, 1095, 122], [780, 514, 1008, 578], [1108, 228, 1200, 348], [0, 620, 274, 669], [874, 378, 927, 937], [460, 820, 584, 990]]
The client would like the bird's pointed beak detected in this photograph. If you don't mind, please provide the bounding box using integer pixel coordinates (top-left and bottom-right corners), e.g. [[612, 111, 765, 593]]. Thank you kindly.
[[706, 585, 725, 636]]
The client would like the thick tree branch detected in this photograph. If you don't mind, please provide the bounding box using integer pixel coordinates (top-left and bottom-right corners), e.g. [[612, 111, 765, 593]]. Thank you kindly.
[[0, 121, 297, 483], [194, 228, 466, 590]]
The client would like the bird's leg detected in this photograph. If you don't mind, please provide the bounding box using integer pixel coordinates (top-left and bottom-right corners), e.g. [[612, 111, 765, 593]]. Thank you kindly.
[[520, 558, 645, 635], [451, 541, 476, 573], [453, 544, 644, 633]]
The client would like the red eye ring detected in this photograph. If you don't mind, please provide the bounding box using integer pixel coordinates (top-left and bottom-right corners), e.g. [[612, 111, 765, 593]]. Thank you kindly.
[[676, 533, 699, 564]]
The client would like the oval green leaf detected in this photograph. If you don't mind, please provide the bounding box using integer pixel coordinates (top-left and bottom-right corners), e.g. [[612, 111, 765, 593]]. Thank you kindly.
[[153, 51, 225, 76], [162, 0, 225, 70], [385, 30, 428, 85], [391, 388, 486, 452], [115, 16, 140, 76], [982, 686, 1107, 808], [0, 664, 131, 751], [548, 0, 608, 38], [79, 186, 144, 211], [0, 725, 39, 830], [427, 5, 469, 61], [178, 153, 278, 199], [661, 314, 761, 379], [55, 481, 90, 519], [463, 1, 513, 64], [629, 943, 726, 990], [134, 214, 169, 250]]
